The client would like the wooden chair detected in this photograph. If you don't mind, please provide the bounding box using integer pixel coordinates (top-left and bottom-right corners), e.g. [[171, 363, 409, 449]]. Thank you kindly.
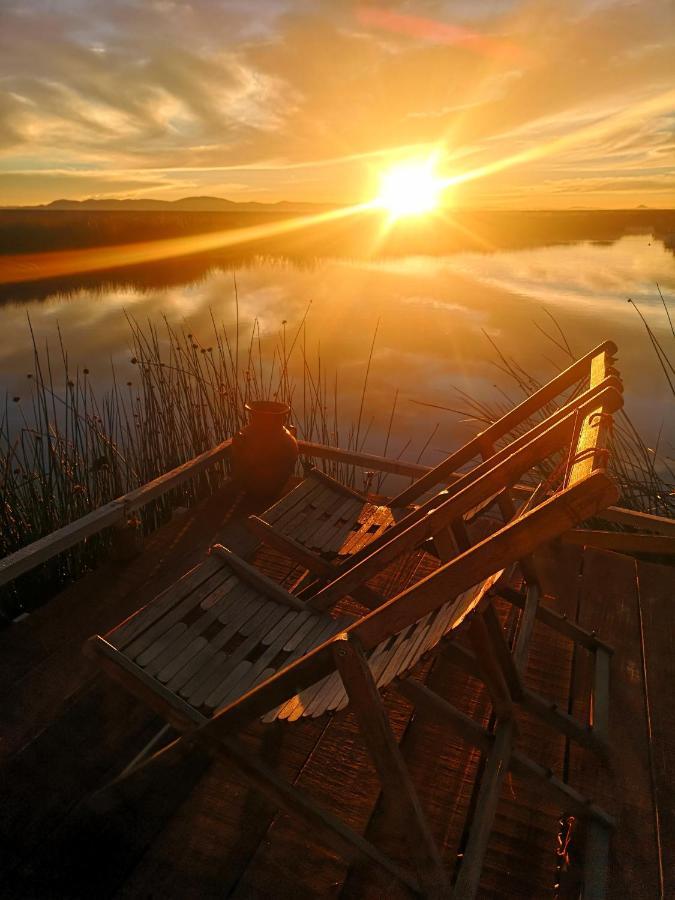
[[85, 348, 622, 898], [248, 340, 622, 608]]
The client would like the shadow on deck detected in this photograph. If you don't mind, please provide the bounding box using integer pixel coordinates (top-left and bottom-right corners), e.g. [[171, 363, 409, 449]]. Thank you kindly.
[[1, 484, 672, 899]]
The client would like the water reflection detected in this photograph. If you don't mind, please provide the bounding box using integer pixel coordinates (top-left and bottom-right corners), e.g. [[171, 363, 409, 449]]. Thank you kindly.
[[1, 235, 673, 466]]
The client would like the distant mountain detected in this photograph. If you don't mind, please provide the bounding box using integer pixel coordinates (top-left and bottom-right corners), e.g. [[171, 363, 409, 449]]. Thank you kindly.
[[32, 195, 335, 213]]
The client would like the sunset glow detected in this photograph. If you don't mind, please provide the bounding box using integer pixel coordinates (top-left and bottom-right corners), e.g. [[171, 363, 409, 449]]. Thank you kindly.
[[376, 161, 444, 219], [1, 2, 672, 210]]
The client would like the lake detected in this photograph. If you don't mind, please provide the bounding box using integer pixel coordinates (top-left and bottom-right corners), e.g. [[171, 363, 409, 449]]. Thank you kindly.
[[1, 232, 673, 474]]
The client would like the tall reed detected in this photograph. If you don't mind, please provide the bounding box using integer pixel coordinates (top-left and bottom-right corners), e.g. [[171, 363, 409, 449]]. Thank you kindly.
[[0, 309, 380, 621]]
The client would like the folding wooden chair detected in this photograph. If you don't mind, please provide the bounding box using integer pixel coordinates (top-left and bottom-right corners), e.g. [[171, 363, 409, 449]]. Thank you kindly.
[[248, 340, 621, 607], [85, 347, 622, 898]]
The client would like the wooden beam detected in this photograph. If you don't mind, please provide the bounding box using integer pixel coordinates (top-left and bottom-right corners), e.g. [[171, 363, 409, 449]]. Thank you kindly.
[[481, 601, 524, 701], [299, 440, 667, 538], [599, 506, 675, 537], [334, 634, 448, 897], [209, 543, 306, 611], [497, 585, 614, 654], [394, 679, 615, 829], [561, 529, 675, 556], [394, 678, 491, 753], [468, 612, 514, 719], [0, 500, 126, 589], [0, 438, 232, 588], [512, 583, 540, 675], [352, 473, 619, 651], [521, 688, 609, 759]]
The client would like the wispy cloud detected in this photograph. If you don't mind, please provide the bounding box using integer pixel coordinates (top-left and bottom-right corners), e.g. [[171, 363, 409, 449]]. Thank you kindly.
[[0, 0, 673, 206]]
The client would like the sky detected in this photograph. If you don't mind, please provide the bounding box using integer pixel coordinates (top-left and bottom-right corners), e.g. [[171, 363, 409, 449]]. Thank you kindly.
[[0, 0, 673, 209]]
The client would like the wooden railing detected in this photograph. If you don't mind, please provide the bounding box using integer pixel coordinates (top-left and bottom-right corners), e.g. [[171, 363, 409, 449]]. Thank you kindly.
[[0, 437, 233, 589], [1, 437, 672, 590]]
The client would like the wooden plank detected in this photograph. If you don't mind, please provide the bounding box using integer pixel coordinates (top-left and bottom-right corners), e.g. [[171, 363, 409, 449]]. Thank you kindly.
[[569, 548, 660, 899], [635, 558, 675, 898], [453, 719, 515, 900], [561, 528, 675, 556], [566, 348, 614, 486], [333, 633, 448, 897], [392, 341, 617, 506], [591, 646, 611, 744], [584, 818, 611, 899], [600, 506, 675, 537]]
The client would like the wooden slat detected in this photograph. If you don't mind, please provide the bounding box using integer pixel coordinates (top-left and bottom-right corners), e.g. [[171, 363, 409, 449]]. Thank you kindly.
[[145, 577, 244, 676], [123, 568, 235, 659], [600, 506, 675, 537], [109, 555, 225, 648], [264, 473, 323, 524]]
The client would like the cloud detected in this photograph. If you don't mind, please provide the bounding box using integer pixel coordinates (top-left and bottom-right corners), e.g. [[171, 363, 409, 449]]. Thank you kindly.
[[0, 0, 673, 205]]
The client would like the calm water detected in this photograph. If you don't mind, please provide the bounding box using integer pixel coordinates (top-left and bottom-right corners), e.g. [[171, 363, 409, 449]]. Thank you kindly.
[[1, 234, 673, 469]]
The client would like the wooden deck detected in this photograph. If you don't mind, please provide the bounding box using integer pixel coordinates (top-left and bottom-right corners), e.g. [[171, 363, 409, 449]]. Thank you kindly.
[[1, 483, 672, 899]]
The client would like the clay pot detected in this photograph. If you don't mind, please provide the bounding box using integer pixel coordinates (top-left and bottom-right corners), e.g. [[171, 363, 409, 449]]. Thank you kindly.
[[231, 400, 298, 499]]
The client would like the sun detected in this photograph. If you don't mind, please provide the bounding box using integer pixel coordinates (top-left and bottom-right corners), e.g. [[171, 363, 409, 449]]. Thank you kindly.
[[375, 160, 444, 219]]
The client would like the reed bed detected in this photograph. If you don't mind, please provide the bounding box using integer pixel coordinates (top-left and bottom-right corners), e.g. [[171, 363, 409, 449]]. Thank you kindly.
[[0, 306, 382, 622]]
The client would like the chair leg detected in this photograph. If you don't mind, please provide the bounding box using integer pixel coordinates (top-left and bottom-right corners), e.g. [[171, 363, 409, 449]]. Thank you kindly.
[[468, 612, 514, 720], [453, 718, 515, 900], [334, 633, 448, 898]]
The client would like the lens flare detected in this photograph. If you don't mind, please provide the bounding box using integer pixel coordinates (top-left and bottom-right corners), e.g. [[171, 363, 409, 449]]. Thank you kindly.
[[376, 160, 443, 219]]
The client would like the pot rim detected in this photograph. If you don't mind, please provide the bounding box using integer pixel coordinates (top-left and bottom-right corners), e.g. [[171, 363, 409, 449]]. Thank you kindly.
[[245, 400, 290, 417]]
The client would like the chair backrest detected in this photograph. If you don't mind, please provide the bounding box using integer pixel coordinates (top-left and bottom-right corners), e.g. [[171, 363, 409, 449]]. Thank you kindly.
[[389, 340, 618, 508], [309, 353, 623, 610]]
